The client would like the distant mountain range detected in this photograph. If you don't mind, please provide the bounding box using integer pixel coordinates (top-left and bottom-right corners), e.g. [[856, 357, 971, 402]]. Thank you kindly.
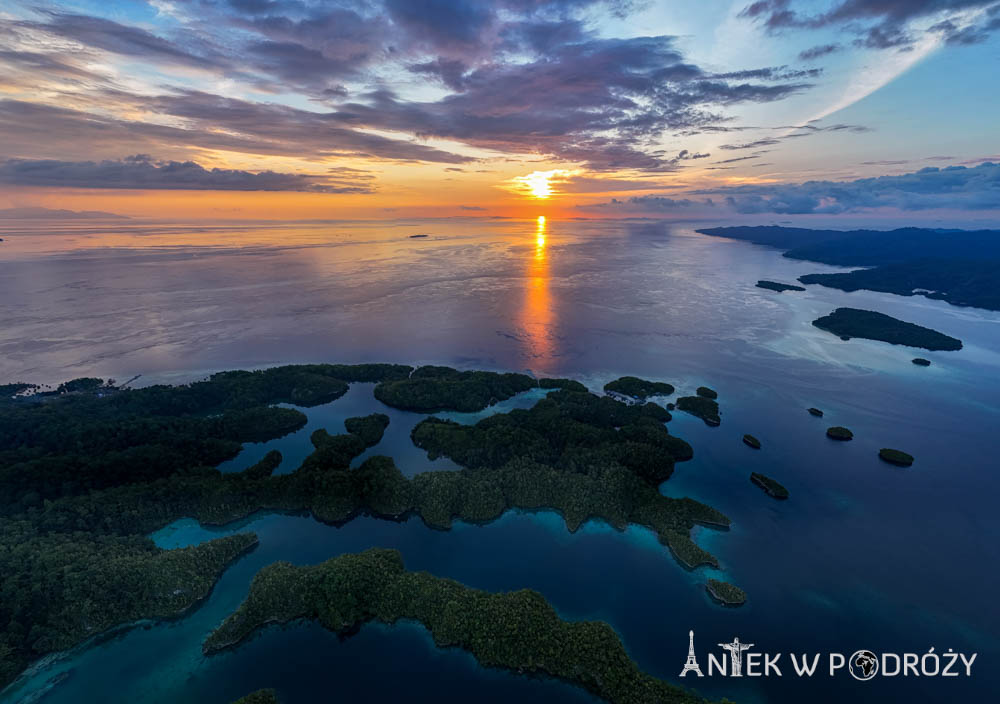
[[696, 226, 1000, 312], [0, 207, 128, 220]]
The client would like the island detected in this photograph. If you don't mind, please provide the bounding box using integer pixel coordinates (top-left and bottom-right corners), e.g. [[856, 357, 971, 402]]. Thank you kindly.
[[603, 376, 675, 400], [750, 472, 789, 499], [696, 386, 717, 399], [374, 365, 537, 412], [812, 308, 963, 351], [705, 578, 747, 606], [826, 426, 854, 441], [696, 225, 1000, 312], [879, 448, 915, 467], [408, 233, 429, 238], [0, 363, 731, 690], [204, 549, 715, 704], [676, 395, 721, 426], [742, 434, 761, 449], [912, 358, 932, 367], [808, 407, 824, 417], [756, 280, 805, 292]]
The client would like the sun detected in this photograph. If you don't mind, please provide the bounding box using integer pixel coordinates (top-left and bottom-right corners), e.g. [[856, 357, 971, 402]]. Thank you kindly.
[[512, 169, 575, 199]]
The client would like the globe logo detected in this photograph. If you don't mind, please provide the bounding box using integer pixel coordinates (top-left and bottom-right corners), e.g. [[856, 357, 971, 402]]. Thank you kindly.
[[849, 650, 879, 681]]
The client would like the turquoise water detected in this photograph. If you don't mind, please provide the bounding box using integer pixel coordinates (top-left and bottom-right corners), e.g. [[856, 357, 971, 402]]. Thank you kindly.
[[1, 219, 998, 703]]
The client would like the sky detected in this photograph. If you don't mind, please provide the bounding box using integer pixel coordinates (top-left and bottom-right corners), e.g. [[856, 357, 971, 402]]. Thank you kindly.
[[0, 0, 998, 222]]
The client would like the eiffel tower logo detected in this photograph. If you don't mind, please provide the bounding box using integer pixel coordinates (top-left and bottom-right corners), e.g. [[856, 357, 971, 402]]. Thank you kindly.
[[679, 630, 704, 677]]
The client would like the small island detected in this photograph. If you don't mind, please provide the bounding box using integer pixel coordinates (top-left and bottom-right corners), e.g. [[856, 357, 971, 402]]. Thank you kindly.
[[912, 358, 931, 367], [879, 448, 915, 466], [696, 386, 717, 399], [808, 407, 824, 417], [676, 395, 721, 426], [742, 434, 761, 449], [205, 549, 715, 704], [706, 579, 747, 606], [756, 280, 805, 293], [603, 376, 675, 400], [826, 426, 854, 441], [750, 472, 789, 499], [812, 307, 963, 351]]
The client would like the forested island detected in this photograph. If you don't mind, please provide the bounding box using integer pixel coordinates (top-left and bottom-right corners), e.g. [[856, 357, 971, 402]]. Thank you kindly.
[[204, 549, 718, 704], [697, 226, 1000, 312], [756, 280, 805, 293], [706, 579, 747, 606], [750, 472, 788, 499], [0, 363, 729, 690], [812, 308, 963, 351], [603, 376, 674, 400]]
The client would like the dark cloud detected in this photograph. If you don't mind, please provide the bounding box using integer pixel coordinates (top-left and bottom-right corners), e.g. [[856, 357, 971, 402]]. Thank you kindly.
[[798, 43, 842, 60], [579, 195, 715, 211], [741, 0, 1000, 49], [699, 162, 1000, 213], [0, 97, 473, 165], [459, 205, 486, 210], [711, 65, 823, 80], [0, 155, 373, 192], [1, 1, 824, 177]]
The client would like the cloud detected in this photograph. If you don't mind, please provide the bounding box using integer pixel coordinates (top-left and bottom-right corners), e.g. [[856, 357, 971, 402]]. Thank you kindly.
[[740, 0, 1000, 50], [0, 155, 373, 192], [459, 205, 486, 210], [698, 162, 1000, 213], [0, 1, 837, 183], [579, 195, 715, 211], [798, 43, 842, 60]]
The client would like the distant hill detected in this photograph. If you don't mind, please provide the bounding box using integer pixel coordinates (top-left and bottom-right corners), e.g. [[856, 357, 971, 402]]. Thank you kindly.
[[0, 207, 129, 220], [696, 225, 1000, 312]]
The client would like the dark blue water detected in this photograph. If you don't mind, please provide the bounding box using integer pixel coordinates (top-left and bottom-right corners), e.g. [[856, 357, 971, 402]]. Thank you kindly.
[[2, 219, 998, 704]]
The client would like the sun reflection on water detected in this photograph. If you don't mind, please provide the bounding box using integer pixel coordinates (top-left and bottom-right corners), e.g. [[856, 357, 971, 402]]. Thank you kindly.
[[520, 215, 555, 368]]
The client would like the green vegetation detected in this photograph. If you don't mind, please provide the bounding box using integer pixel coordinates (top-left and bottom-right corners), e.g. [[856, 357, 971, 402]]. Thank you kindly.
[[603, 376, 675, 399], [742, 434, 761, 449], [539, 377, 588, 392], [812, 308, 962, 351], [879, 448, 915, 467], [756, 280, 805, 293], [912, 358, 932, 367], [826, 426, 853, 441], [706, 579, 747, 606], [412, 388, 690, 485], [231, 690, 279, 704], [374, 366, 537, 412], [0, 363, 414, 690], [676, 396, 720, 426], [343, 413, 391, 446], [750, 472, 789, 499], [696, 386, 717, 399], [205, 549, 715, 704], [807, 407, 824, 417], [799, 259, 1000, 312], [0, 364, 734, 689]]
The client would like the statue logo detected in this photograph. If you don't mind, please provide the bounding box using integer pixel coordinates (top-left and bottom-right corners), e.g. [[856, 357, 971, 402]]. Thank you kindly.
[[679, 630, 704, 677], [849, 650, 879, 681], [718, 637, 755, 677]]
